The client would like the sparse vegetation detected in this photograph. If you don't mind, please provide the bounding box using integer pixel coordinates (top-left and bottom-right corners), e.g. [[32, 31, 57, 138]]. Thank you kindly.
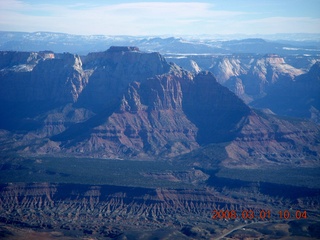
[[0, 156, 194, 189], [216, 167, 320, 189], [0, 155, 319, 239]]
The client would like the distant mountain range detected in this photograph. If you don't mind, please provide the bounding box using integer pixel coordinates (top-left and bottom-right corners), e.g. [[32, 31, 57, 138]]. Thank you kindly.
[[0, 31, 319, 55], [0, 47, 319, 167]]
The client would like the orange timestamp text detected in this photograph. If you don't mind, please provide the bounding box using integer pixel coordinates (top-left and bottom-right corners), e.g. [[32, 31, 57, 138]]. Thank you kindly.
[[212, 209, 307, 220]]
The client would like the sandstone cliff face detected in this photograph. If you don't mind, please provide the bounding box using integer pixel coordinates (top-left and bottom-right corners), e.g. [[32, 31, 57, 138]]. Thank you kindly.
[[228, 55, 304, 100], [251, 61, 320, 121], [241, 55, 304, 98], [0, 52, 88, 104], [77, 47, 171, 112], [211, 57, 248, 84], [28, 53, 89, 103], [172, 54, 307, 103], [0, 48, 319, 165], [0, 51, 54, 71], [63, 70, 200, 158], [0, 52, 90, 132], [174, 55, 320, 125]]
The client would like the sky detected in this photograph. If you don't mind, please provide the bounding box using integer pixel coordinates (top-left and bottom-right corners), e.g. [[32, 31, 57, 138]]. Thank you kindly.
[[0, 0, 320, 36]]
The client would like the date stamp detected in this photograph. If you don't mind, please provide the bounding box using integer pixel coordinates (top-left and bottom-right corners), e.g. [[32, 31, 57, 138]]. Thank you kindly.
[[212, 209, 307, 220]]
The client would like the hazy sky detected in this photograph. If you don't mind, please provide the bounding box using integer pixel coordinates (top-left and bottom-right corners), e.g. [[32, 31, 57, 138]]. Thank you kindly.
[[1, 0, 320, 36]]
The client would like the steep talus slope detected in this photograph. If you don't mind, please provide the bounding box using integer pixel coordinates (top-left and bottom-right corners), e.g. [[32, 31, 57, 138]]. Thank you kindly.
[[224, 110, 320, 168], [0, 48, 319, 166]]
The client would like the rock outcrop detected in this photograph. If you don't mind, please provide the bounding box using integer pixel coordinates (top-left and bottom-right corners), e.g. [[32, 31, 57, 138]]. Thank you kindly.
[[252, 61, 320, 121], [0, 48, 319, 165], [0, 180, 318, 238], [172, 54, 308, 103], [224, 110, 320, 168]]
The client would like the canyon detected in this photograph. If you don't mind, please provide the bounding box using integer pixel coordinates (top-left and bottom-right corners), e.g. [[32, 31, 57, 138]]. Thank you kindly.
[[0, 44, 319, 239], [0, 47, 319, 166]]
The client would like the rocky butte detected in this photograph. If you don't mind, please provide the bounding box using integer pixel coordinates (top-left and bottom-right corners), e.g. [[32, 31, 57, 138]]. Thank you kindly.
[[0, 47, 319, 167], [0, 47, 320, 239]]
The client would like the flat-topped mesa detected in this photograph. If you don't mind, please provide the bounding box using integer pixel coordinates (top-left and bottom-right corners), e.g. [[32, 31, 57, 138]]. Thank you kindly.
[[107, 46, 140, 53], [82, 46, 168, 74], [1, 50, 319, 163]]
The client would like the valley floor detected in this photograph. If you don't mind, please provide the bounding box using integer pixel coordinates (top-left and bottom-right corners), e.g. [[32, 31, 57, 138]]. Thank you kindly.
[[0, 156, 319, 239]]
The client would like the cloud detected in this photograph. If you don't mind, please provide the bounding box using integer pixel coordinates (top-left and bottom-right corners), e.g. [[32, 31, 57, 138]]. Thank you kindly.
[[0, 0, 319, 35], [0, 1, 246, 35]]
